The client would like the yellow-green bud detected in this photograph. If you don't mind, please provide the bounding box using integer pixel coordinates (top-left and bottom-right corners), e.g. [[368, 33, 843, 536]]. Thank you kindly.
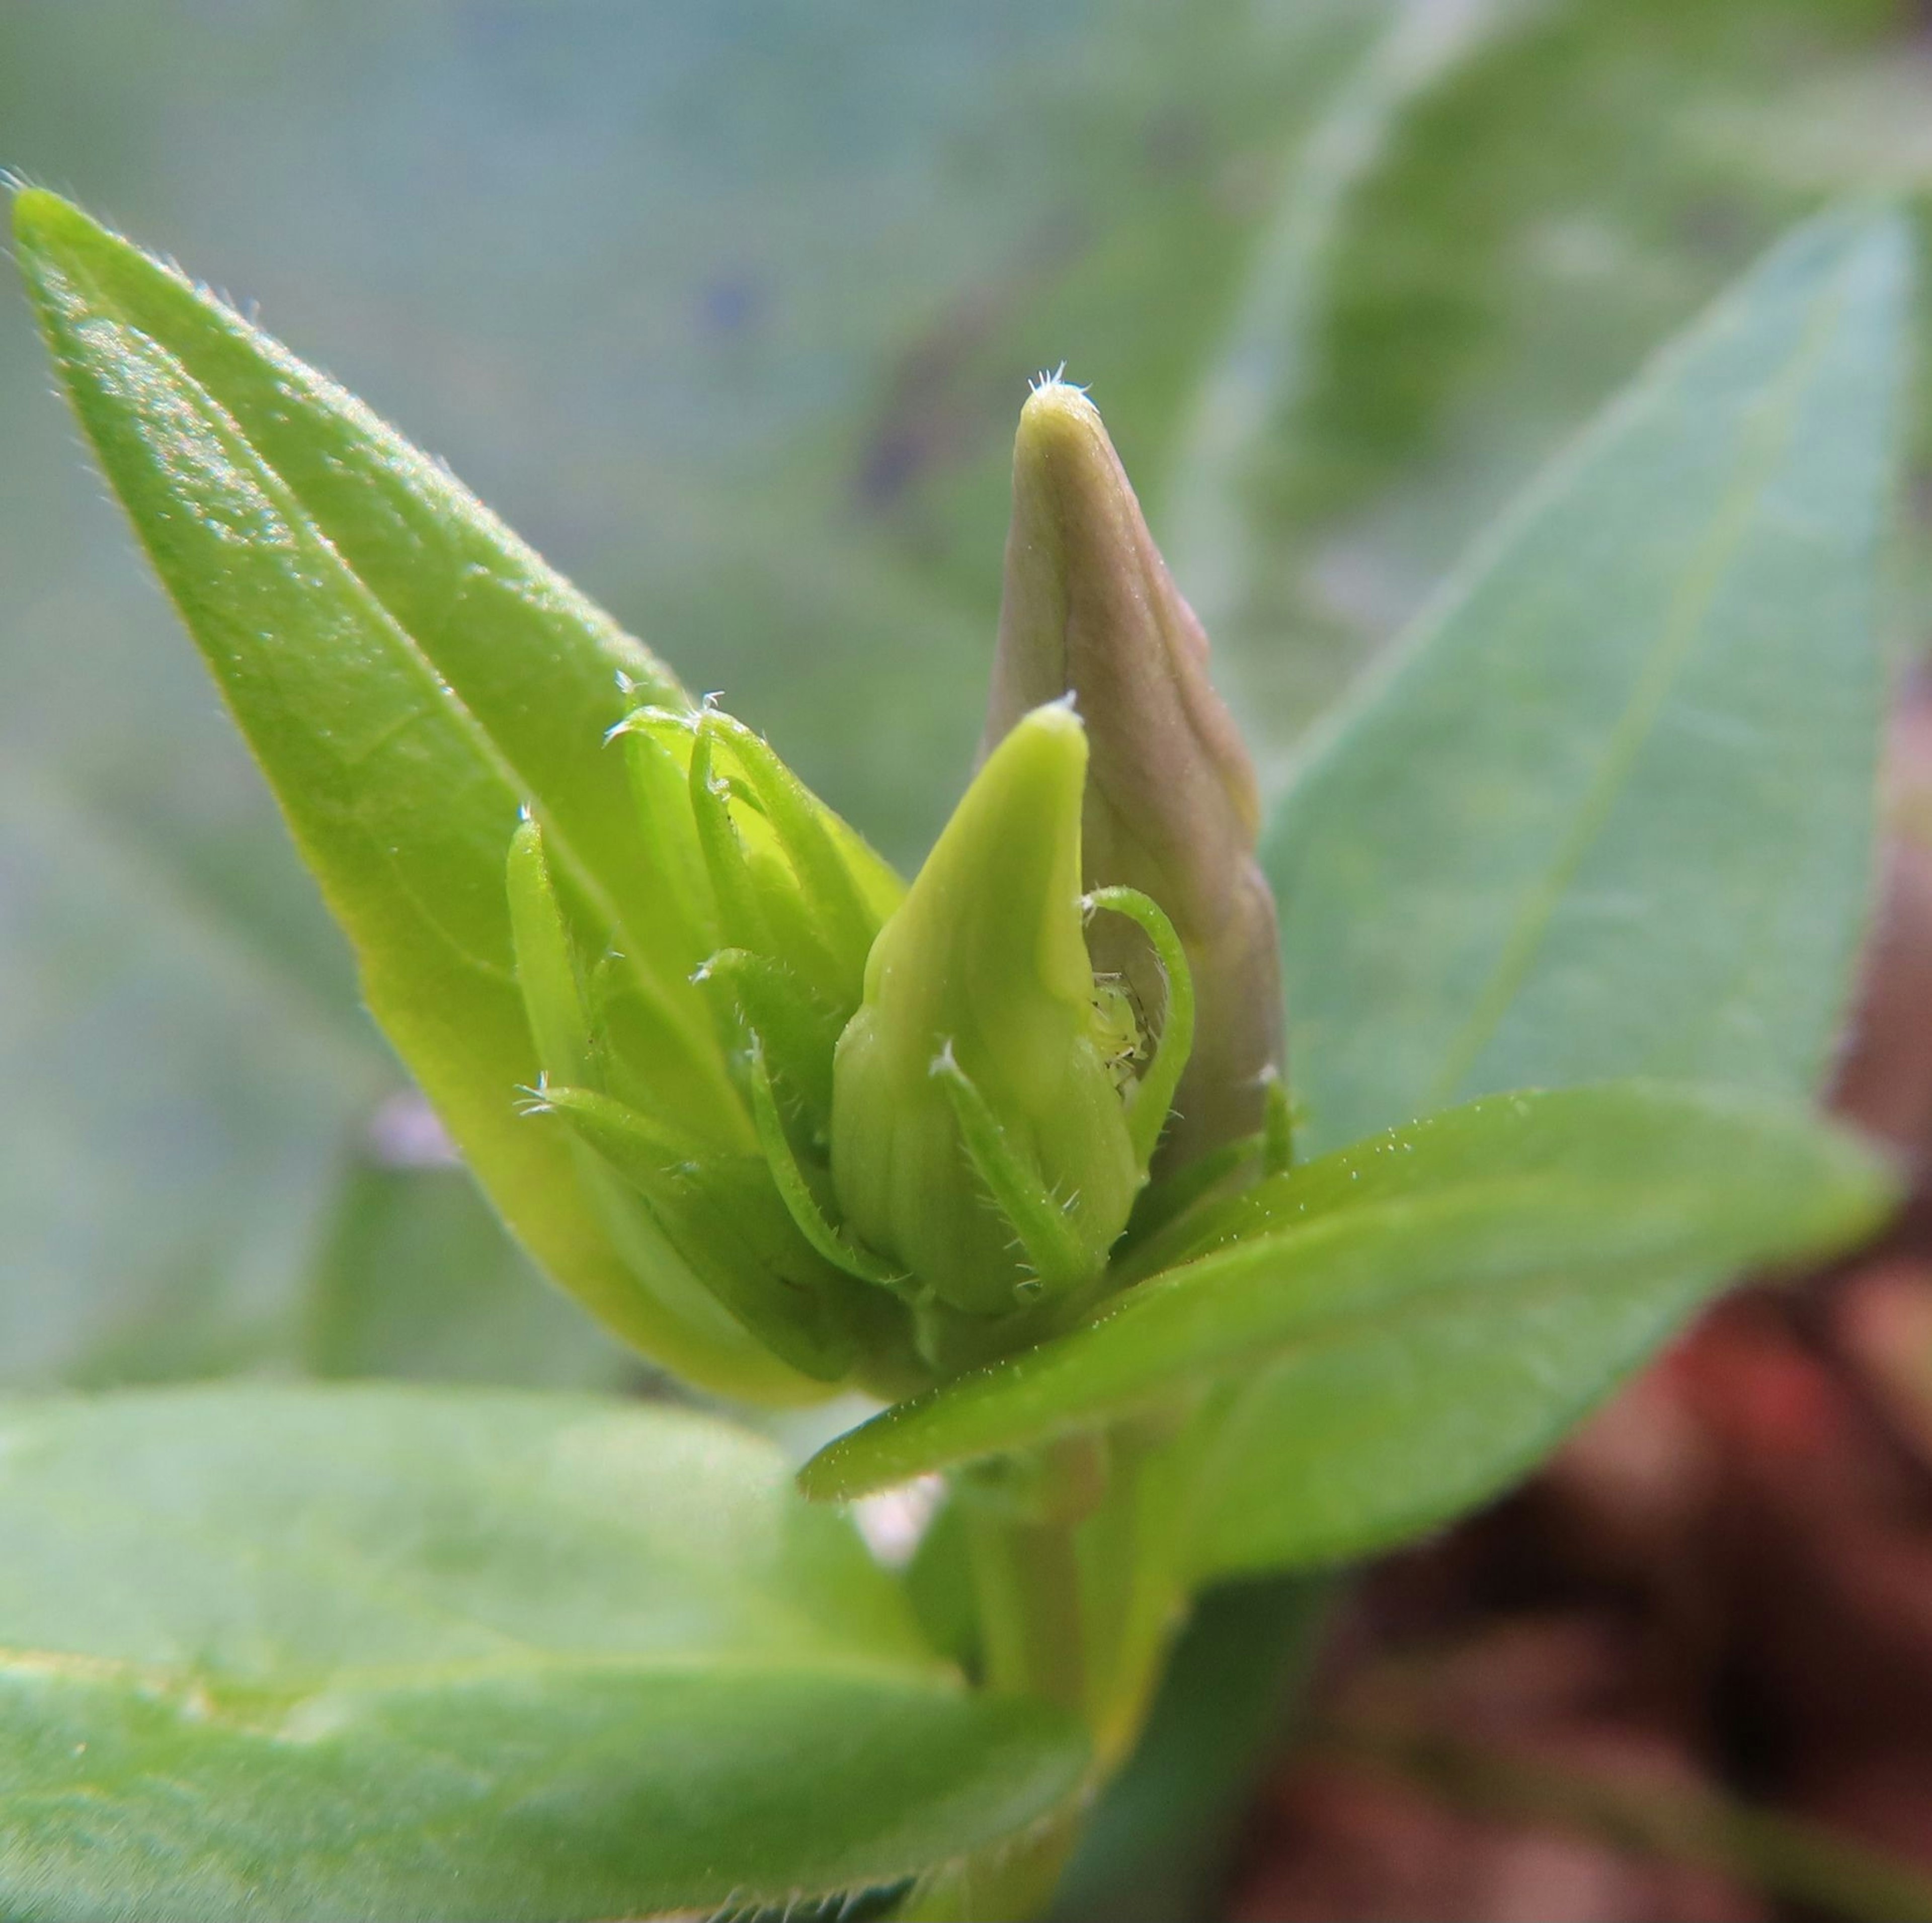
[[830, 703, 1140, 1318], [984, 379, 1283, 1168]]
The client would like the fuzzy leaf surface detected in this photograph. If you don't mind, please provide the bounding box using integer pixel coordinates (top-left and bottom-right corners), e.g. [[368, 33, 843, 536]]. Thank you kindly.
[[0, 1387, 1085, 1920]]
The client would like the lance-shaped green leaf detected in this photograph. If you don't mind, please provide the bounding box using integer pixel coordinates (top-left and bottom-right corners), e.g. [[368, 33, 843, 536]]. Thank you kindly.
[[800, 1084, 1893, 1536], [10, 191, 808, 1399], [1268, 205, 1912, 1159], [832, 704, 1141, 1319], [984, 380, 1281, 1168], [0, 1386, 1087, 1919]]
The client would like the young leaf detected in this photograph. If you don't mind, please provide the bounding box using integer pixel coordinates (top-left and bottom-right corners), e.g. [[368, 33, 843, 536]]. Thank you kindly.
[[1268, 206, 1911, 1158], [0, 1387, 1086, 1920], [11, 191, 807, 1398], [799, 1084, 1892, 1527]]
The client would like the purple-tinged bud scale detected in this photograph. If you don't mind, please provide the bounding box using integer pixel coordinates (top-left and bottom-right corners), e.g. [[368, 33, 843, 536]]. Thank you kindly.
[[983, 379, 1284, 1168]]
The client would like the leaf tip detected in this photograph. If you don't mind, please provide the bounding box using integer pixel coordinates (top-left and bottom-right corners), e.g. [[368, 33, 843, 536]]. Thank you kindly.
[[10, 189, 134, 326], [1012, 369, 1113, 489], [11, 185, 91, 267], [1821, 1121, 1906, 1248], [795, 1436, 864, 1505]]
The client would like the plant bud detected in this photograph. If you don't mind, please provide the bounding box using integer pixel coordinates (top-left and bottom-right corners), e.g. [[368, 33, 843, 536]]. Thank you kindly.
[[609, 703, 903, 1023], [984, 378, 1283, 1167], [830, 704, 1140, 1318]]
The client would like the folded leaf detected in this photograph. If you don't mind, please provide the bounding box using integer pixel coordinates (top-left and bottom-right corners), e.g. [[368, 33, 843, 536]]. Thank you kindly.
[[11, 191, 809, 1397], [0, 1387, 1086, 1920], [1268, 206, 1910, 1157], [799, 1085, 1892, 1545]]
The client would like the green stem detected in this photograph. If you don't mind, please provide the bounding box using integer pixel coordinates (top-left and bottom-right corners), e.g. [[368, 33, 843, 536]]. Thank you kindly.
[[965, 1503, 1090, 1716], [902, 1495, 1101, 1923], [1051, 1572, 1339, 1922], [911, 1424, 1212, 1920]]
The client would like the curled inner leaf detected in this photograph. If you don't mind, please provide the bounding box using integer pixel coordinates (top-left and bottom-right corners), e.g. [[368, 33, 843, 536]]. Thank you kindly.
[[745, 1034, 908, 1293], [1083, 886, 1195, 1170], [541, 1082, 859, 1384]]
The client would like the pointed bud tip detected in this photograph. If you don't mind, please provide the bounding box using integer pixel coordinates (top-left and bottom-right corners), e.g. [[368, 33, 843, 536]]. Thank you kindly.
[[1013, 692, 1085, 744], [1019, 371, 1100, 426], [1015, 376, 1114, 476], [12, 192, 143, 321], [992, 360, 1286, 1171], [960, 698, 1087, 838], [11, 187, 89, 261], [830, 694, 1137, 1318]]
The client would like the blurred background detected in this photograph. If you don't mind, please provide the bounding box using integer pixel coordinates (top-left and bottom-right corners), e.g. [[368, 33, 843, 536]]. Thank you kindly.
[[8, 2, 1932, 1916]]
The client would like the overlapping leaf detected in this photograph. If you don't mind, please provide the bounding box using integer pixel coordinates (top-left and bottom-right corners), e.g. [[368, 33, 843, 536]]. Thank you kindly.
[[800, 1084, 1892, 1536], [1137, 201, 1913, 1582]]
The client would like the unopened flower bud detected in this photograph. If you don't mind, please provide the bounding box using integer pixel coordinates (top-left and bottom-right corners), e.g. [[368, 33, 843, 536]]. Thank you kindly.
[[830, 704, 1141, 1318], [984, 378, 1283, 1167]]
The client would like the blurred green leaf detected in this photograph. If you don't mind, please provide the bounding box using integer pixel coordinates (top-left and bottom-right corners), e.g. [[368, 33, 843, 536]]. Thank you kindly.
[[799, 1083, 1892, 1513], [1270, 205, 1910, 1160], [1280, 0, 1908, 527], [0, 1386, 1086, 1919], [1185, 0, 1927, 764], [0, 763, 375, 1385], [1168, 194, 1914, 1586], [298, 1152, 636, 1389]]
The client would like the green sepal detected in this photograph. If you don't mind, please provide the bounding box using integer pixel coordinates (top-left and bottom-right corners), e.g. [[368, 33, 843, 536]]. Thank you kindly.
[[611, 699, 720, 980], [616, 703, 904, 1022], [539, 1084, 860, 1384], [587, 953, 757, 1156], [504, 818, 807, 1392], [701, 710, 882, 994], [745, 1036, 909, 1294], [696, 947, 845, 1125], [929, 1044, 1095, 1301], [506, 815, 589, 1074]]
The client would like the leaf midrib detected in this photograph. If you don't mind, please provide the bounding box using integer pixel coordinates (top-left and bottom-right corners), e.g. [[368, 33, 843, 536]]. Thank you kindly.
[[1422, 236, 1860, 1108], [0, 1640, 959, 1708], [1146, 1149, 1804, 1293], [42, 254, 669, 1021]]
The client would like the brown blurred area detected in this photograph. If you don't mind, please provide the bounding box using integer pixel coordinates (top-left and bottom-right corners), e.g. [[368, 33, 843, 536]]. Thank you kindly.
[[1226, 673, 1932, 1922]]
